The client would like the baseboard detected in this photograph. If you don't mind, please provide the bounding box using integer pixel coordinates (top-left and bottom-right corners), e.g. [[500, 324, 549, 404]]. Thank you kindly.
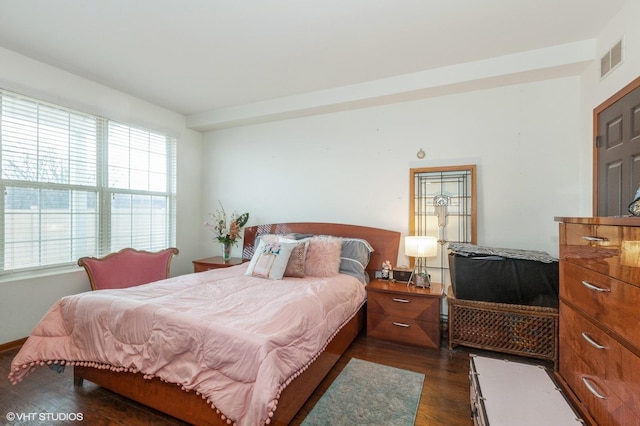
[[0, 337, 27, 353]]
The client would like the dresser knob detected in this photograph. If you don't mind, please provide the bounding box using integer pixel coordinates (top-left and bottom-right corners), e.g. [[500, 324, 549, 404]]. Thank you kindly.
[[392, 322, 410, 328], [392, 298, 410, 303]]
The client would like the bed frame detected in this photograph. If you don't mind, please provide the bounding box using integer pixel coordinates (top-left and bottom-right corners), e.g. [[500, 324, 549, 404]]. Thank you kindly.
[[74, 222, 400, 425]]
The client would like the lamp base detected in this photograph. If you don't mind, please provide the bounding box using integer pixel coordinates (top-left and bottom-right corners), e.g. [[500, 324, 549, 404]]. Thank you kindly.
[[414, 273, 431, 288], [408, 260, 431, 288], [407, 270, 431, 288]]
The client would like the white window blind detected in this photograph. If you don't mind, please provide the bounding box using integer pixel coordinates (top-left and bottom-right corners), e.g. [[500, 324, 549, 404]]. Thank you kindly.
[[0, 89, 176, 274]]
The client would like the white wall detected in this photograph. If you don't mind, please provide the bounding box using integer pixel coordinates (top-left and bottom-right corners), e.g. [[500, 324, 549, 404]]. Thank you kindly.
[[577, 0, 640, 208], [202, 0, 640, 276], [585, 1, 640, 110], [202, 76, 583, 267], [0, 47, 203, 344]]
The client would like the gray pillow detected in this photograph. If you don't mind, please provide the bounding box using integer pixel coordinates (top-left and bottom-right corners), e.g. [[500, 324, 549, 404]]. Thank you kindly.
[[339, 238, 374, 284]]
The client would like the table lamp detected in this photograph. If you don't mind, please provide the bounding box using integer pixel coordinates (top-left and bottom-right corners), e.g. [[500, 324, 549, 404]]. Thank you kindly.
[[405, 235, 438, 288]]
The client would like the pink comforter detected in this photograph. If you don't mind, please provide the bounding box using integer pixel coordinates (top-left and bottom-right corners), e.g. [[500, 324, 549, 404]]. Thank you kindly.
[[9, 264, 366, 425]]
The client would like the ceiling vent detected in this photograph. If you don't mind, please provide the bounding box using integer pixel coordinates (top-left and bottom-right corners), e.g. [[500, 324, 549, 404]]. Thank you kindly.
[[601, 39, 623, 79]]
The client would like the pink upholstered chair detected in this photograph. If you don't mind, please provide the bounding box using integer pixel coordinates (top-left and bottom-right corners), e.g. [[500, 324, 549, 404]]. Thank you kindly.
[[77, 247, 179, 291]]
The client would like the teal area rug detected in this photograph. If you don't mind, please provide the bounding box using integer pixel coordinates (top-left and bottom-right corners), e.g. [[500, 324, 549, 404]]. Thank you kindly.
[[301, 358, 424, 426]]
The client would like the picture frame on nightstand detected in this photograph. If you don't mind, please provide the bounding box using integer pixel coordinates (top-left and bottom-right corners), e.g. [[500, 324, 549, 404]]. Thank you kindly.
[[391, 267, 412, 283]]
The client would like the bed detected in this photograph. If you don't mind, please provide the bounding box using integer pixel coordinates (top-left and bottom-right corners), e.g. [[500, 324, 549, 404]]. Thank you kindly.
[[9, 222, 400, 425]]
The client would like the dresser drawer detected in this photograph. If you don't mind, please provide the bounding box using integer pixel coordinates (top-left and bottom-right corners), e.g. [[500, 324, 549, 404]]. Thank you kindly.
[[560, 261, 640, 347], [367, 313, 440, 348], [560, 344, 627, 426], [367, 290, 439, 322], [559, 304, 640, 422], [560, 223, 640, 285]]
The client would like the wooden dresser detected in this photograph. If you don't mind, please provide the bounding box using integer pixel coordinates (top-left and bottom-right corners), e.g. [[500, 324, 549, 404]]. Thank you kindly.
[[556, 216, 640, 425], [366, 280, 442, 350]]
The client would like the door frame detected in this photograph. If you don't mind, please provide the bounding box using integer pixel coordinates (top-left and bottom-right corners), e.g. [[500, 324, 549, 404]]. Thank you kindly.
[[593, 76, 640, 215]]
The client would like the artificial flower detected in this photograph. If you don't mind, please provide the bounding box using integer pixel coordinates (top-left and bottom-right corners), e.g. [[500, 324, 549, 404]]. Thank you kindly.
[[204, 201, 249, 246]]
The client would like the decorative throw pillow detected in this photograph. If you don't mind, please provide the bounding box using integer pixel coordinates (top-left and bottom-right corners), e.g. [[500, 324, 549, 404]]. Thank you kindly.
[[279, 237, 310, 278], [256, 234, 279, 245], [304, 237, 342, 277], [256, 234, 309, 278], [245, 240, 297, 280], [339, 238, 374, 284]]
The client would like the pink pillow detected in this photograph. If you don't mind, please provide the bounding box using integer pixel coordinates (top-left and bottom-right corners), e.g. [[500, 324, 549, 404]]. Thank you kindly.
[[280, 238, 308, 278], [305, 237, 342, 277]]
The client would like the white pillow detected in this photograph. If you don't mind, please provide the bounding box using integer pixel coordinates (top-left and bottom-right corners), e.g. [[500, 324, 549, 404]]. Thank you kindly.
[[245, 239, 298, 280], [254, 234, 310, 278]]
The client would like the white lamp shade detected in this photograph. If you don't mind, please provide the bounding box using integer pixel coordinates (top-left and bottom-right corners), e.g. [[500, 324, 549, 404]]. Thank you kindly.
[[404, 235, 438, 258]]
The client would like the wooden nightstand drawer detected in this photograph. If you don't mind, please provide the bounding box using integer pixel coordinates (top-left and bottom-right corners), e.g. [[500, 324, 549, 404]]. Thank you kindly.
[[367, 314, 440, 348], [367, 290, 439, 322], [366, 280, 443, 350]]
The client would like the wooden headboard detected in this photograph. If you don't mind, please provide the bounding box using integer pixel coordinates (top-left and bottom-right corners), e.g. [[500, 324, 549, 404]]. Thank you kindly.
[[242, 222, 401, 278]]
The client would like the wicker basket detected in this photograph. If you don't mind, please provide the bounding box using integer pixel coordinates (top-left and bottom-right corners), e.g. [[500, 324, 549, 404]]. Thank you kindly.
[[448, 289, 558, 368]]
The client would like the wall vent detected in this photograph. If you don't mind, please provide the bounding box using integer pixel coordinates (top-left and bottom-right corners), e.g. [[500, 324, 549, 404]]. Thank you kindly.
[[601, 39, 623, 79]]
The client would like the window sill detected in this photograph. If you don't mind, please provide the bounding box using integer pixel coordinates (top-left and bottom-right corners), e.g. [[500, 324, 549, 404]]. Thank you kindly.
[[0, 264, 84, 284]]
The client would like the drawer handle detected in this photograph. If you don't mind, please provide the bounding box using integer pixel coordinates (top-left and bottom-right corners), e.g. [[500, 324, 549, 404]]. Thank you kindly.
[[581, 332, 606, 350], [392, 322, 410, 328], [581, 236, 609, 242], [581, 377, 607, 399], [392, 298, 410, 303], [581, 280, 611, 293]]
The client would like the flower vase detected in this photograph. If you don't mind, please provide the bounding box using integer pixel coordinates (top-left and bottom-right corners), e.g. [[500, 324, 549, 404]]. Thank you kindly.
[[222, 241, 232, 261]]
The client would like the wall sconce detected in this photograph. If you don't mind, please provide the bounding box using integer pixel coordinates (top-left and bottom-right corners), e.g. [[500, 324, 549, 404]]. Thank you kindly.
[[405, 235, 438, 288]]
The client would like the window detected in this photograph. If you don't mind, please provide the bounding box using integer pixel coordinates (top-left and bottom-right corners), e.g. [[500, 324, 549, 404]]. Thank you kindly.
[[409, 165, 476, 286], [0, 89, 176, 274]]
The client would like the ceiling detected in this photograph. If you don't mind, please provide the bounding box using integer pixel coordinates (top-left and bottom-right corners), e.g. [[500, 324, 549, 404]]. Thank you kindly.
[[0, 0, 629, 127]]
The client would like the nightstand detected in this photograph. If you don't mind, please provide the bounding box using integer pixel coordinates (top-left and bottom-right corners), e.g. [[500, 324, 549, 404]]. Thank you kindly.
[[192, 256, 243, 272], [366, 279, 443, 350]]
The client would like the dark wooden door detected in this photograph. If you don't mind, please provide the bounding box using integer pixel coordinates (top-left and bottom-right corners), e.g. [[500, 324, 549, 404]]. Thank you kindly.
[[595, 78, 640, 216]]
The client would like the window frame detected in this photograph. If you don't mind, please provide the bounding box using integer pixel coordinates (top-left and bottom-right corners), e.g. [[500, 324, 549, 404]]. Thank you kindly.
[[0, 88, 177, 276]]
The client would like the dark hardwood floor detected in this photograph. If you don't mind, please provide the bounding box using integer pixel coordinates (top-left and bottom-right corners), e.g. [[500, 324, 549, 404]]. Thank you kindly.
[[1, 332, 478, 425]]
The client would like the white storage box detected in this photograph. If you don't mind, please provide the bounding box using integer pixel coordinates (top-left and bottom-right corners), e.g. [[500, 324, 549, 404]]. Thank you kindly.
[[469, 355, 582, 426]]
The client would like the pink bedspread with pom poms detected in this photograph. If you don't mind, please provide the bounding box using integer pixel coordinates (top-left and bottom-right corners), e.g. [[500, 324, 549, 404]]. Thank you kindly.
[[9, 264, 366, 425]]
